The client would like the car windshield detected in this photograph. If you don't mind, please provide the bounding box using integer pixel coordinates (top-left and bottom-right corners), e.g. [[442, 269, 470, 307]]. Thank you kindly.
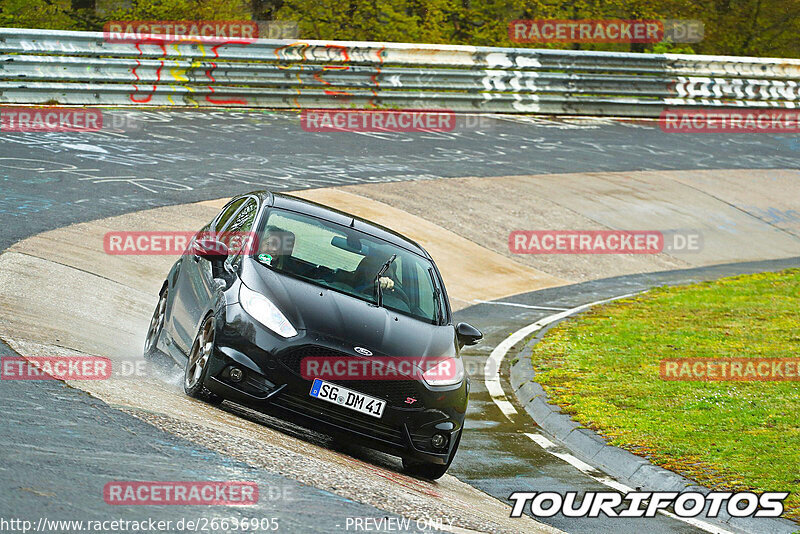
[[254, 208, 442, 324]]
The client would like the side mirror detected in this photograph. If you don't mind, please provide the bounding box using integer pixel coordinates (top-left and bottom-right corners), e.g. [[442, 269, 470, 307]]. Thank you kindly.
[[456, 322, 483, 347], [191, 238, 229, 261]]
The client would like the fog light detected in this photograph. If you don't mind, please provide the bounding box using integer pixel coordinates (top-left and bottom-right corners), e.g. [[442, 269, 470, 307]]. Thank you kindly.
[[229, 367, 244, 383], [431, 433, 448, 450]]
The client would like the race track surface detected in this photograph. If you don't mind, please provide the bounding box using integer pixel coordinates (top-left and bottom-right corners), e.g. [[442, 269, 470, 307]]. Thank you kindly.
[[1, 110, 799, 533]]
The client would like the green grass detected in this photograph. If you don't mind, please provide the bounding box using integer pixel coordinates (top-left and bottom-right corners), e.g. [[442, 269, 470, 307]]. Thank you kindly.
[[530, 269, 800, 521]]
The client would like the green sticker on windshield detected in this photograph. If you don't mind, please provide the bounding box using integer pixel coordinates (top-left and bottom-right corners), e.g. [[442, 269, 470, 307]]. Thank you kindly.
[[257, 253, 273, 265]]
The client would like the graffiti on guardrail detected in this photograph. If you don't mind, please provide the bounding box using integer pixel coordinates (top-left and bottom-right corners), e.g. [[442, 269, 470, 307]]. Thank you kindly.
[[103, 21, 259, 106], [3, 28, 799, 115]]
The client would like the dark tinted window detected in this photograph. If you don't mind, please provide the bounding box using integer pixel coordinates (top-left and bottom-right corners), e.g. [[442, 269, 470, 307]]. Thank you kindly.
[[257, 208, 440, 324]]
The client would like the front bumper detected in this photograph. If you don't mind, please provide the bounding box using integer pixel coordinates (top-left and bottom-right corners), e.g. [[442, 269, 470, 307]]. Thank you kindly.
[[204, 302, 469, 465]]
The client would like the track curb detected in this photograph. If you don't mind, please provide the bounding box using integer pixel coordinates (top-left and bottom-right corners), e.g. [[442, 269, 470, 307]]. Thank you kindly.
[[508, 300, 799, 534]]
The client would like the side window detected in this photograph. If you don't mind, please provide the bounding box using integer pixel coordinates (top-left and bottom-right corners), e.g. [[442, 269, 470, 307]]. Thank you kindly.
[[224, 199, 259, 260], [412, 262, 435, 319], [226, 199, 258, 233], [213, 198, 247, 232]]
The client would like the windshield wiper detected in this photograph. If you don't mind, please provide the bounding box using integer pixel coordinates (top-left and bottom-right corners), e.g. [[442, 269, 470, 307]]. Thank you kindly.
[[428, 267, 444, 325], [374, 254, 397, 308]]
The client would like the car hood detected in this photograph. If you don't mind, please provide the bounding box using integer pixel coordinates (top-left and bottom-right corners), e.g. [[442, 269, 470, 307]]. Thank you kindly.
[[239, 259, 456, 359]]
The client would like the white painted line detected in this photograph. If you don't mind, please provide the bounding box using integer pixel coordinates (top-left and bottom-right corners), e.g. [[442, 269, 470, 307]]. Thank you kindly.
[[471, 299, 569, 311], [658, 509, 734, 533], [525, 432, 734, 534], [497, 295, 738, 534], [526, 433, 633, 493], [483, 293, 638, 422]]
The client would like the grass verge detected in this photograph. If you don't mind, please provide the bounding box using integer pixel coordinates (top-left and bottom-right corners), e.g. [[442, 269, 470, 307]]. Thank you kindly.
[[530, 269, 800, 521]]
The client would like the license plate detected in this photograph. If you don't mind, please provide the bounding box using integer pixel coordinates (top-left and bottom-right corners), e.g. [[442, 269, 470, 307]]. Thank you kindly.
[[309, 379, 386, 418]]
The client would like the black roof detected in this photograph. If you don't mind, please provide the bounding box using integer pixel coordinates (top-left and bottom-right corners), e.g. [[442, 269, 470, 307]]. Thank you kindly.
[[249, 191, 430, 258]]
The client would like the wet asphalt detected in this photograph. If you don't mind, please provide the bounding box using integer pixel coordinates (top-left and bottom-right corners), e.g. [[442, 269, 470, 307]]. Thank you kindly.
[[1, 110, 798, 532], [0, 339, 420, 532], [451, 256, 800, 533]]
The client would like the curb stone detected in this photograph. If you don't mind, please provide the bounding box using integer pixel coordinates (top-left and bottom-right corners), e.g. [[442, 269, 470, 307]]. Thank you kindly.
[[509, 315, 799, 534]]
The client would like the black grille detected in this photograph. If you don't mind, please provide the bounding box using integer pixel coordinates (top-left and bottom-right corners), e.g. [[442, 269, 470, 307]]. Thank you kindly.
[[279, 346, 422, 406], [272, 393, 405, 446], [279, 345, 347, 375]]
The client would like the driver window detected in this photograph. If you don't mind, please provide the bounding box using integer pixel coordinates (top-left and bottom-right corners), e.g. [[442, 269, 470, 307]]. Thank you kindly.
[[223, 199, 259, 263], [213, 198, 247, 232], [226, 199, 258, 234]]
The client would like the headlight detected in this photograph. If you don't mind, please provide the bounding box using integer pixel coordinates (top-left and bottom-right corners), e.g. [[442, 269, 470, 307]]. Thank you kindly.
[[239, 284, 298, 338], [421, 357, 464, 386]]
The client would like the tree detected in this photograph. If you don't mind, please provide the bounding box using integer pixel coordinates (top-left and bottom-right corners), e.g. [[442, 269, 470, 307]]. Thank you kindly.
[[0, 0, 78, 29], [1, 0, 799, 57]]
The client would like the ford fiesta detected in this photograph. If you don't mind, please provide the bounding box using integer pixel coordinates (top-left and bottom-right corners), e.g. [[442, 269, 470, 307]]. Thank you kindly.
[[143, 191, 482, 479]]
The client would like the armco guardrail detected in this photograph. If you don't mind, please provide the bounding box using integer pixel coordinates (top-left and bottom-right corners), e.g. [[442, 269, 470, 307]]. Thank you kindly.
[[1, 27, 799, 116]]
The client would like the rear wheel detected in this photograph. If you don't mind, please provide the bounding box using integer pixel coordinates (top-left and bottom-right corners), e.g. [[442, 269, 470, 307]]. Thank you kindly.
[[402, 430, 461, 480], [183, 316, 223, 404]]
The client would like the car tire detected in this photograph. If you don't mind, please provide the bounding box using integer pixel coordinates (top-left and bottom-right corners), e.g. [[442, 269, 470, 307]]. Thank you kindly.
[[143, 285, 168, 359], [183, 315, 223, 404], [402, 430, 461, 480]]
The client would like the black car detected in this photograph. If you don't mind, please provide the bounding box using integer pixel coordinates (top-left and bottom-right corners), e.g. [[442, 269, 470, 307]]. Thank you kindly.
[[143, 191, 482, 479]]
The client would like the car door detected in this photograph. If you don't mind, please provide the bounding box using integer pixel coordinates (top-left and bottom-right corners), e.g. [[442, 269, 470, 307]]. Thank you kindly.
[[169, 197, 248, 354], [188, 197, 260, 346]]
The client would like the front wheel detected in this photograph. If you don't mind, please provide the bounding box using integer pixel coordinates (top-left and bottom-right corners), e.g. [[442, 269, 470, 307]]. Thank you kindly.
[[143, 286, 168, 358], [184, 316, 223, 404], [402, 430, 461, 480]]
